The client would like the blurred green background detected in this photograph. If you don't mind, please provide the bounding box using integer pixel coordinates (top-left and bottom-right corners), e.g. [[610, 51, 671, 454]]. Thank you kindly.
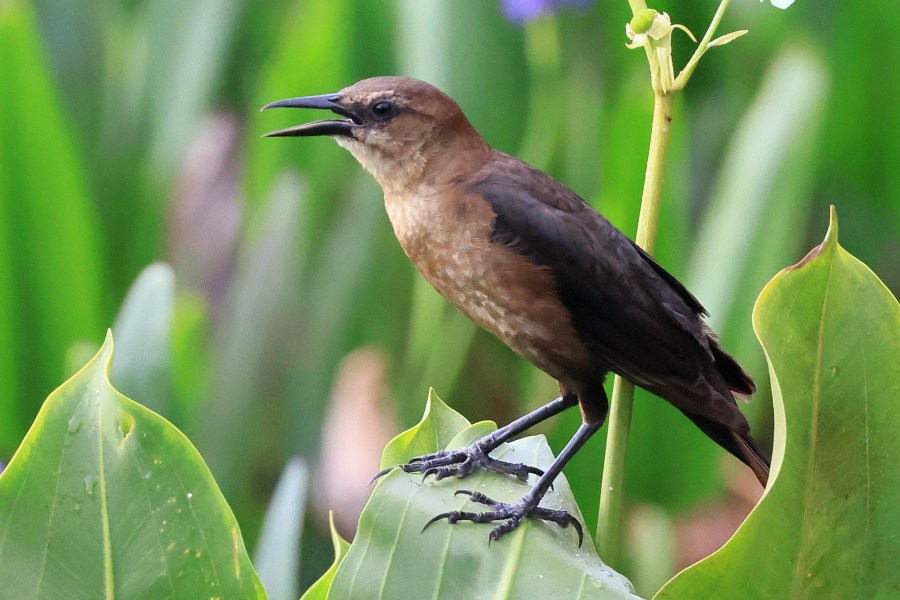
[[1, 0, 897, 592]]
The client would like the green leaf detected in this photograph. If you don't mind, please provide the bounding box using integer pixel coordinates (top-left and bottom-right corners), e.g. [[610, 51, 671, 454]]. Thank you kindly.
[[108, 0, 246, 176], [111, 262, 175, 415], [0, 332, 266, 598], [254, 457, 308, 600], [333, 395, 641, 600], [444, 420, 498, 451], [706, 30, 748, 49], [246, 0, 353, 212], [0, 1, 105, 452], [299, 513, 350, 600], [655, 208, 900, 598], [379, 388, 469, 470]]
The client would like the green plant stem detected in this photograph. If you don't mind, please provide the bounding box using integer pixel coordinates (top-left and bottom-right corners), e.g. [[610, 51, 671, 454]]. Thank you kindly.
[[626, 0, 648, 13], [597, 0, 736, 567], [634, 93, 673, 254], [596, 92, 673, 567], [596, 376, 635, 566], [674, 0, 732, 90]]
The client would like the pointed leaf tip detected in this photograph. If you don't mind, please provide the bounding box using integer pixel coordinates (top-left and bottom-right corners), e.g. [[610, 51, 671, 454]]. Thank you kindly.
[[68, 331, 115, 384], [380, 389, 469, 470], [298, 511, 350, 600], [787, 206, 839, 271], [328, 511, 350, 557], [672, 206, 899, 599], [0, 328, 266, 597], [825, 204, 839, 246], [101, 329, 114, 360], [708, 30, 749, 48]]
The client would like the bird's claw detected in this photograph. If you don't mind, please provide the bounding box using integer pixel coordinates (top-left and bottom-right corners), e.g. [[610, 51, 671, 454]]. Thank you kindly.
[[369, 466, 395, 484], [422, 489, 583, 546], [372, 445, 544, 484]]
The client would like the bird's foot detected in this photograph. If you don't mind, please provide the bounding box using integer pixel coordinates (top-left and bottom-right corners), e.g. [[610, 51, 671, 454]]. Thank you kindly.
[[423, 490, 583, 545], [373, 443, 543, 483]]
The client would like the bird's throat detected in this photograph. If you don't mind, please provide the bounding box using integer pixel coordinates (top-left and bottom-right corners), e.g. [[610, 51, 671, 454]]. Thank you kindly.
[[336, 137, 428, 195]]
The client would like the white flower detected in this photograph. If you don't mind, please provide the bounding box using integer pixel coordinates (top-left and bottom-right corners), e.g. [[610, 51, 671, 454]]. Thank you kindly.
[[625, 10, 697, 93], [763, 0, 796, 9], [625, 10, 695, 50]]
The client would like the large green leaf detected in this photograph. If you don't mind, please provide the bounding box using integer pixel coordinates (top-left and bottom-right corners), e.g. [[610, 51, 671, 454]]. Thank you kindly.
[[0, 1, 104, 453], [0, 332, 266, 598], [322, 392, 640, 600], [655, 208, 900, 598]]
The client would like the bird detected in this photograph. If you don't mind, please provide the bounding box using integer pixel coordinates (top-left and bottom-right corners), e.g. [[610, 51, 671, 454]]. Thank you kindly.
[[261, 76, 770, 544]]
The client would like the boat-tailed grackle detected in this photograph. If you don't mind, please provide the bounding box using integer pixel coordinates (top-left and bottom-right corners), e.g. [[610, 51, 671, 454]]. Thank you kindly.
[[262, 76, 769, 544]]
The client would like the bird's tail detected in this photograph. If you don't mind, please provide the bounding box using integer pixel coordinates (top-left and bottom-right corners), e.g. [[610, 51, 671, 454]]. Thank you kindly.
[[731, 429, 771, 487], [707, 331, 756, 397], [705, 334, 770, 485], [679, 409, 770, 487]]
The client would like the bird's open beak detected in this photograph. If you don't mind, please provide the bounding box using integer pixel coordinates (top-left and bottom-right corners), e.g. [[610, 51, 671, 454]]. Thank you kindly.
[[260, 93, 361, 138]]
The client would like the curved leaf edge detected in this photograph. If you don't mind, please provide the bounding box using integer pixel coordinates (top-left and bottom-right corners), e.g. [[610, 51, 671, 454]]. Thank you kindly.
[[655, 205, 900, 597], [378, 387, 469, 469], [652, 210, 840, 597], [0, 330, 267, 598]]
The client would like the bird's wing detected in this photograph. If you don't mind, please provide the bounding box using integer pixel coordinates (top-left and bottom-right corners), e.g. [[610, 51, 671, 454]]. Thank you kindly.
[[470, 156, 718, 394]]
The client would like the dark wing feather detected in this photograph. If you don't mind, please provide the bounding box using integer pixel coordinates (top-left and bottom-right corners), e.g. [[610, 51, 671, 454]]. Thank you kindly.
[[471, 154, 753, 429], [627, 239, 707, 317]]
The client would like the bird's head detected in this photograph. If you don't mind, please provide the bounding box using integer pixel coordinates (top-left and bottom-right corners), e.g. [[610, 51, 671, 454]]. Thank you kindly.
[[262, 76, 484, 191]]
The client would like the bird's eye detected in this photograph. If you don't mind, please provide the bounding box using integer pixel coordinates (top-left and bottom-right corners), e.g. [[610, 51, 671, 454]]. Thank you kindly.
[[372, 100, 393, 119]]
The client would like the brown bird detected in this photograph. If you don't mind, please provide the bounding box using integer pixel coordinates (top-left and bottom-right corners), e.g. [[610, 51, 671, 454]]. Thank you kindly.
[[262, 76, 769, 544]]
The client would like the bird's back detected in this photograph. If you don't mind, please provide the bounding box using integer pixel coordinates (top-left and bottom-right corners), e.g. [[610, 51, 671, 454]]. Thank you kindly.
[[469, 152, 755, 431]]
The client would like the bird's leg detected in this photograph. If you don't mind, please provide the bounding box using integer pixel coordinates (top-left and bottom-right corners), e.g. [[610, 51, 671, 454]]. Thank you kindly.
[[374, 394, 577, 482], [424, 422, 600, 545]]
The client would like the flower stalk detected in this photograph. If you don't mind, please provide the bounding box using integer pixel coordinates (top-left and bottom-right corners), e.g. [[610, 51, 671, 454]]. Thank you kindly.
[[596, 0, 738, 568]]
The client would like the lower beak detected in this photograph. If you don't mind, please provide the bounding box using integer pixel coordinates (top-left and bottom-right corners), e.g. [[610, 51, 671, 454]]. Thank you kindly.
[[260, 93, 359, 138]]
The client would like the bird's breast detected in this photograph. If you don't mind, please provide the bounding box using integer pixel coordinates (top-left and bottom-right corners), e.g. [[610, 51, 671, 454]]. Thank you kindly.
[[384, 189, 593, 381]]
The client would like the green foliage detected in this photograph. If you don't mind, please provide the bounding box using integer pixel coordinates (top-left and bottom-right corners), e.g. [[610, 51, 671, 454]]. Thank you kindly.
[[655, 210, 900, 598], [0, 2, 104, 453], [300, 514, 351, 600], [111, 262, 175, 415], [254, 458, 310, 600], [1, 0, 898, 594], [321, 394, 641, 600], [687, 44, 829, 424], [0, 333, 265, 598], [379, 389, 470, 469], [197, 174, 302, 496]]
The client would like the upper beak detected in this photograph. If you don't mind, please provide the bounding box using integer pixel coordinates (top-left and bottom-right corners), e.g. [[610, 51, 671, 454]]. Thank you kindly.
[[260, 93, 360, 137]]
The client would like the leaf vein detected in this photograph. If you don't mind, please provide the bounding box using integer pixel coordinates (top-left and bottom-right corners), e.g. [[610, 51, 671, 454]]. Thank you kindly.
[[791, 252, 834, 595]]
